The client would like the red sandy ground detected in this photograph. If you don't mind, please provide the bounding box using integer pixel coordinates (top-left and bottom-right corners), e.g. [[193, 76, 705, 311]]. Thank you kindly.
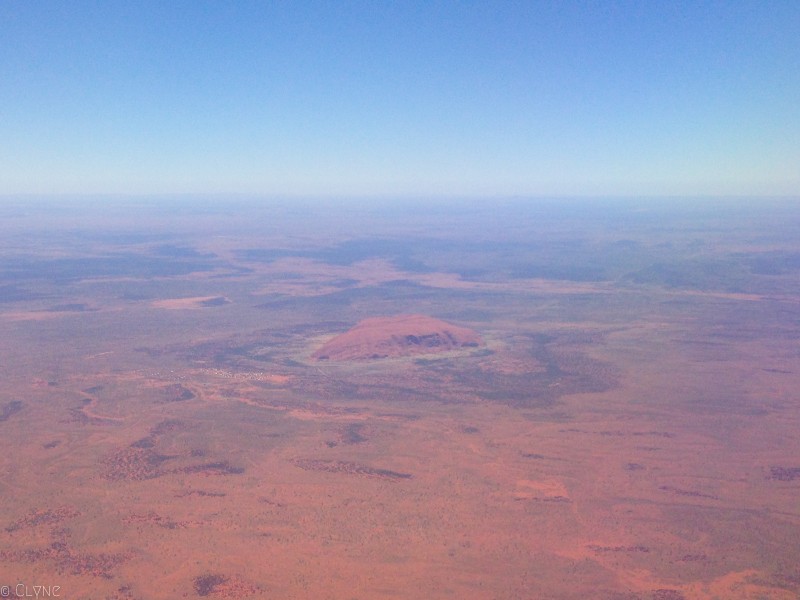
[[1, 218, 799, 599]]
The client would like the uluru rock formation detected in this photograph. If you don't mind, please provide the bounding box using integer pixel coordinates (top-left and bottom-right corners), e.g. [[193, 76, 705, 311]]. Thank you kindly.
[[313, 314, 482, 361]]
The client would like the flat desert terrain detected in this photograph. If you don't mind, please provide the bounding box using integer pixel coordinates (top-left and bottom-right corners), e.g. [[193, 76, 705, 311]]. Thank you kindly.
[[0, 199, 798, 599]]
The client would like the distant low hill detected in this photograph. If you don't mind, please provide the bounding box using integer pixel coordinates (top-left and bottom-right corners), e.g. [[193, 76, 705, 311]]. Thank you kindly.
[[313, 314, 482, 361]]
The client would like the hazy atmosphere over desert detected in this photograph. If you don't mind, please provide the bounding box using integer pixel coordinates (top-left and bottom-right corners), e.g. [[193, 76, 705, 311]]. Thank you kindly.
[[1, 2, 799, 599]]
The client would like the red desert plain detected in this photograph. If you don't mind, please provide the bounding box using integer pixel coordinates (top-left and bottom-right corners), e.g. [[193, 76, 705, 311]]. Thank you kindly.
[[0, 199, 799, 599]]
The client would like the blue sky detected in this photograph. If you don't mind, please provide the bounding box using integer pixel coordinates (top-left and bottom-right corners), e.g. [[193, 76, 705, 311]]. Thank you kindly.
[[1, 1, 798, 197]]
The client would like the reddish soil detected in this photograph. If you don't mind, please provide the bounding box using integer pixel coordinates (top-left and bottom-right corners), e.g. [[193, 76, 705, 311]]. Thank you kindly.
[[2, 204, 800, 599], [312, 314, 482, 360]]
